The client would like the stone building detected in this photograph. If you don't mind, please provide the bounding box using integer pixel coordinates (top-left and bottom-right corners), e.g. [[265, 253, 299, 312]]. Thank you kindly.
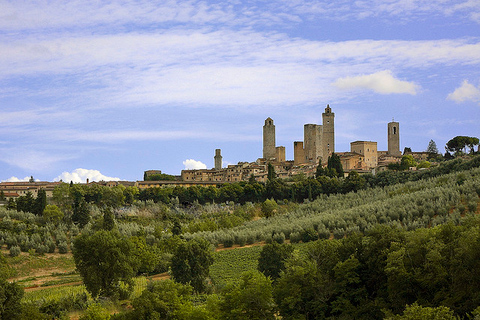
[[350, 141, 378, 169], [294, 105, 335, 165], [388, 121, 401, 156], [263, 117, 276, 160], [214, 149, 222, 170]]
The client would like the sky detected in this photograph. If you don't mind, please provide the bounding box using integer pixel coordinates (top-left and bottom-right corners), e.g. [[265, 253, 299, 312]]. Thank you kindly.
[[0, 0, 479, 183]]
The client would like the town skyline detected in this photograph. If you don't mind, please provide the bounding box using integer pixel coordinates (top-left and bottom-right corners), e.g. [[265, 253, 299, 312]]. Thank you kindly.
[[1, 1, 479, 183]]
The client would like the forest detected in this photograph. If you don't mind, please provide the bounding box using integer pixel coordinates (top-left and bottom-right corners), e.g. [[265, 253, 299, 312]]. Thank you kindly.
[[0, 153, 480, 319]]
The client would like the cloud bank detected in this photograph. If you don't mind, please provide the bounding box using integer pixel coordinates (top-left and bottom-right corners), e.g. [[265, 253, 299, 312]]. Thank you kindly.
[[447, 80, 480, 104], [54, 168, 121, 183], [333, 70, 419, 95], [183, 159, 207, 170]]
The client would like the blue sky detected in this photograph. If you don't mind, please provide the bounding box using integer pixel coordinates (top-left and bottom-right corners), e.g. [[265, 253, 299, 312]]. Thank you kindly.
[[0, 0, 479, 183]]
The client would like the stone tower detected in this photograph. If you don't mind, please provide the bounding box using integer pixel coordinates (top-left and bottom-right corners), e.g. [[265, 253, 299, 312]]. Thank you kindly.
[[294, 141, 305, 165], [304, 124, 322, 163], [214, 149, 222, 170], [322, 104, 335, 161], [388, 121, 401, 156], [263, 117, 276, 160]]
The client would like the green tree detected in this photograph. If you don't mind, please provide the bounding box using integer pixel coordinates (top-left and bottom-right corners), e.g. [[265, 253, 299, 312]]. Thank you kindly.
[[130, 236, 161, 274], [261, 199, 278, 218], [72, 197, 90, 228], [385, 303, 457, 320], [0, 190, 5, 201], [43, 204, 64, 225], [122, 280, 194, 320], [220, 270, 275, 320], [267, 163, 276, 181], [33, 189, 47, 216], [102, 208, 116, 231], [258, 242, 294, 281], [170, 238, 214, 293], [15, 191, 35, 213], [400, 155, 417, 170], [426, 139, 439, 155], [327, 153, 344, 178], [79, 303, 111, 320], [342, 171, 366, 193], [0, 255, 24, 320], [445, 136, 479, 155], [73, 230, 139, 298]]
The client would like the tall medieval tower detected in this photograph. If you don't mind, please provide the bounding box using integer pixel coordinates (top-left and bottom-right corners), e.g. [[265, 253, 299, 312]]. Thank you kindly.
[[322, 105, 335, 161], [214, 149, 222, 170], [304, 124, 322, 163], [388, 121, 401, 156], [263, 117, 276, 160]]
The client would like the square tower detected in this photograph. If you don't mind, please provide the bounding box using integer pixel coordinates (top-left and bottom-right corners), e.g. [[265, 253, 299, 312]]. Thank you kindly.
[[322, 105, 335, 162], [388, 121, 401, 156], [214, 149, 222, 170], [304, 124, 322, 164], [263, 117, 276, 160]]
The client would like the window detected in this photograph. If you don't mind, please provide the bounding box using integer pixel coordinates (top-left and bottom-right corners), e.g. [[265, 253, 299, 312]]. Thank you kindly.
[[393, 126, 397, 134]]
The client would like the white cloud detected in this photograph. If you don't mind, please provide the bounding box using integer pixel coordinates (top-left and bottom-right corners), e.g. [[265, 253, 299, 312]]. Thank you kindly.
[[1, 176, 36, 182], [333, 70, 419, 95], [447, 80, 480, 104], [53, 168, 121, 183], [183, 159, 207, 170]]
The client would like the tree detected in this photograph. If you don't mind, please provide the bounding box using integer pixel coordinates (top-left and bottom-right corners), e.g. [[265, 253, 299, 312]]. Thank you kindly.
[[316, 162, 326, 177], [220, 270, 275, 320], [15, 192, 35, 213], [261, 199, 278, 218], [0, 278, 24, 319], [102, 208, 116, 231], [33, 189, 47, 216], [426, 139, 439, 155], [258, 242, 294, 281], [0, 255, 24, 320], [403, 147, 412, 154], [0, 191, 5, 201], [385, 303, 457, 320], [43, 204, 64, 225], [72, 197, 90, 228], [445, 136, 478, 155], [170, 238, 214, 293], [73, 230, 139, 298], [79, 303, 111, 320], [123, 280, 193, 320], [342, 171, 366, 193], [267, 163, 276, 181], [400, 155, 417, 170], [327, 153, 344, 178]]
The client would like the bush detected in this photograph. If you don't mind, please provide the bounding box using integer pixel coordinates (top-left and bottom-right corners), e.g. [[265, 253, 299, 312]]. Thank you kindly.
[[9, 245, 21, 257], [58, 241, 68, 254], [301, 228, 318, 243], [272, 232, 285, 244], [223, 235, 235, 248], [290, 232, 301, 243]]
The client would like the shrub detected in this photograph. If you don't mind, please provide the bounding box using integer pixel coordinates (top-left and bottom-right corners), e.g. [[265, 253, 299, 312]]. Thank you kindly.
[[290, 232, 301, 243], [9, 245, 21, 257], [272, 232, 285, 244], [301, 228, 318, 243], [58, 241, 68, 254]]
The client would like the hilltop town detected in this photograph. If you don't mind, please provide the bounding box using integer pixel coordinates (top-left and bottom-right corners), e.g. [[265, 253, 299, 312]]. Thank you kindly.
[[0, 105, 436, 201]]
